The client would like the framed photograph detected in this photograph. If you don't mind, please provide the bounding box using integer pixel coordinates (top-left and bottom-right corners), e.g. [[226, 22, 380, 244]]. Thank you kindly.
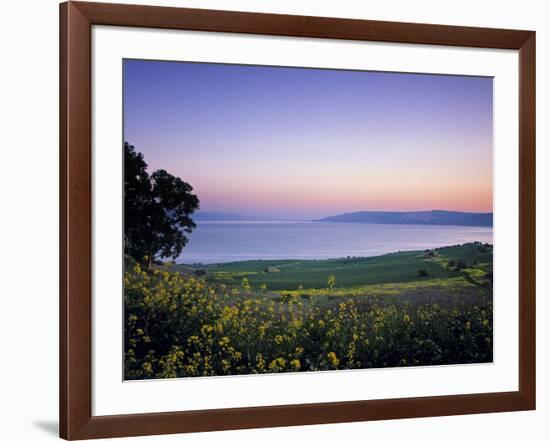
[[60, 1, 536, 439]]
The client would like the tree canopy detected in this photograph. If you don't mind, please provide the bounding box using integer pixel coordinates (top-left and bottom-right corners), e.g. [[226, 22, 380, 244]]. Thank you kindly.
[[124, 142, 199, 266]]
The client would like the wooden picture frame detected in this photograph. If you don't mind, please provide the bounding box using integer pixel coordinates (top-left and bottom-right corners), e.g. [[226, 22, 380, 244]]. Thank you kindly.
[[60, 1, 536, 439]]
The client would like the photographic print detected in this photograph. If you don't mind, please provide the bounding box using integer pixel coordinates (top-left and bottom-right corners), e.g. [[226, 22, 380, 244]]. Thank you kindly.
[[123, 59, 494, 381]]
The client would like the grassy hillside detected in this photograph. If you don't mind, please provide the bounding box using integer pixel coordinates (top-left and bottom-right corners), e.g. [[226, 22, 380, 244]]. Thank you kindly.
[[173, 242, 492, 292]]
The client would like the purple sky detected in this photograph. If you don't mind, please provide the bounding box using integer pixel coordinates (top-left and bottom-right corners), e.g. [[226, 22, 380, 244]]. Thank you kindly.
[[124, 59, 493, 220]]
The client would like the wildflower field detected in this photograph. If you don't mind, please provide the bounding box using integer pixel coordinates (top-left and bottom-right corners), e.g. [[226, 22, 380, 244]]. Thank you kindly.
[[125, 243, 493, 380]]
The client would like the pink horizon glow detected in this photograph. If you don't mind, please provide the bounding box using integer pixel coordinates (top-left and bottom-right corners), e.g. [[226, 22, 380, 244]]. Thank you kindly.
[[124, 60, 493, 220]]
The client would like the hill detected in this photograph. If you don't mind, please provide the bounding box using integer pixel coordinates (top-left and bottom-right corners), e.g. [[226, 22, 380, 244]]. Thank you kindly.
[[316, 210, 492, 227]]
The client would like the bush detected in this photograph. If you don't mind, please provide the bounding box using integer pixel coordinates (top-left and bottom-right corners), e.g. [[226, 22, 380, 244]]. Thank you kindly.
[[455, 260, 468, 270], [125, 263, 493, 379]]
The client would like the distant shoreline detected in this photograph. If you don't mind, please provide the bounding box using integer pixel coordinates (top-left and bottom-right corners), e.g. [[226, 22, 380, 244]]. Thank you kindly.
[[177, 241, 493, 267], [194, 209, 493, 227], [195, 219, 493, 228]]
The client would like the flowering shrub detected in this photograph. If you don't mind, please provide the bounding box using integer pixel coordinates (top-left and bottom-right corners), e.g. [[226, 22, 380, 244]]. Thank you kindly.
[[125, 263, 492, 380]]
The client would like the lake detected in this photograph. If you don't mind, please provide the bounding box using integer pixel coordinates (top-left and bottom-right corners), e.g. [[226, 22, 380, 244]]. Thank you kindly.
[[176, 221, 493, 264]]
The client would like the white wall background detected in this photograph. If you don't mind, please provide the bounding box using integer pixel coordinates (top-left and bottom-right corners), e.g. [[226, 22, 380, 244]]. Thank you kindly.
[[0, 0, 547, 439]]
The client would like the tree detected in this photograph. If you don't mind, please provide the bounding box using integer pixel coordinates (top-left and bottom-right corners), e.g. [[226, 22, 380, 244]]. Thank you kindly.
[[124, 142, 199, 266], [455, 259, 468, 271]]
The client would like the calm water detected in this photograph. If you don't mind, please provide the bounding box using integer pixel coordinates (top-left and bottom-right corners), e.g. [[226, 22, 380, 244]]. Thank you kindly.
[[176, 221, 493, 264]]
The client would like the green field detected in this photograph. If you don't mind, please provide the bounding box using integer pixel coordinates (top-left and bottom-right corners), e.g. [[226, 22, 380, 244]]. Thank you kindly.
[[173, 242, 493, 293]]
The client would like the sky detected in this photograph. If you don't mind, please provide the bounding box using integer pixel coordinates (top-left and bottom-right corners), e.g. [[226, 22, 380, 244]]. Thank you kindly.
[[124, 59, 493, 220]]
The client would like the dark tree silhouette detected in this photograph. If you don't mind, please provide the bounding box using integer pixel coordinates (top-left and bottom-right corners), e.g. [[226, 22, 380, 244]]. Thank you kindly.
[[124, 142, 199, 266], [455, 259, 468, 271]]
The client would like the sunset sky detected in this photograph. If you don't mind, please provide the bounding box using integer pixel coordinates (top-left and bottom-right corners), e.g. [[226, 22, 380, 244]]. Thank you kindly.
[[124, 59, 493, 220]]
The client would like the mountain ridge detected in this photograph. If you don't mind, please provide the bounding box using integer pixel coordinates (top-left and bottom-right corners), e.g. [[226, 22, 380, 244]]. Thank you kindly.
[[316, 210, 492, 227]]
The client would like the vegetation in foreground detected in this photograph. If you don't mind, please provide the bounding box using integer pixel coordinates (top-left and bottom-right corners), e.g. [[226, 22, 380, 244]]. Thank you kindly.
[[125, 243, 493, 380]]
